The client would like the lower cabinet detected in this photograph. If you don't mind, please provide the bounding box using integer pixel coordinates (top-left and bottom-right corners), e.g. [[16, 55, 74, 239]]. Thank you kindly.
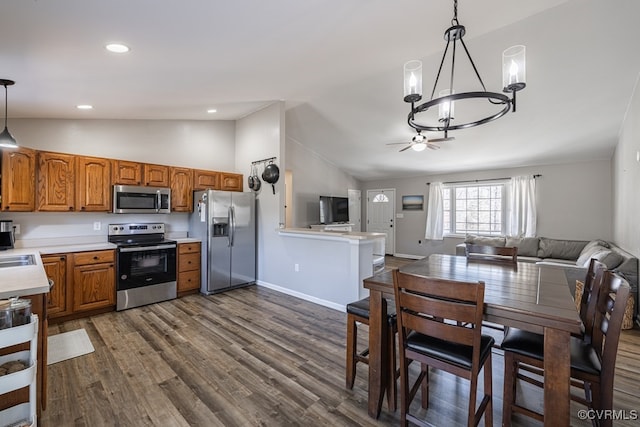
[[177, 242, 201, 295], [72, 250, 116, 312], [45, 249, 116, 322]]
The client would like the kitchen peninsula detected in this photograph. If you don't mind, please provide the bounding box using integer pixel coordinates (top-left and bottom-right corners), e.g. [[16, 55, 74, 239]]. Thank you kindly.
[[273, 228, 386, 310]]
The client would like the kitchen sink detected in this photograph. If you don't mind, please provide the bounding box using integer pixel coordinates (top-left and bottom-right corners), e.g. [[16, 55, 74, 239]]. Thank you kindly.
[[0, 254, 36, 268]]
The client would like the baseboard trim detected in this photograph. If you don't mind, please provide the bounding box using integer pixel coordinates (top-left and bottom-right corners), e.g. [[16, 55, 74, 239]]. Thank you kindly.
[[392, 253, 424, 260], [256, 280, 346, 312]]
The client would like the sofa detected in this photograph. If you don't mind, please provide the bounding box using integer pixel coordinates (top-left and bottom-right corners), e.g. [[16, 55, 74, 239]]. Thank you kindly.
[[456, 235, 639, 302]]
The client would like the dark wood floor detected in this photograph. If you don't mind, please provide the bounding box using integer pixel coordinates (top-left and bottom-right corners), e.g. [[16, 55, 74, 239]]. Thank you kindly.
[[41, 257, 640, 426]]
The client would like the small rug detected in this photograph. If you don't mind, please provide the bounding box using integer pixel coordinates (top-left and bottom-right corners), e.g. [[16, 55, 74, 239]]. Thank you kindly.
[[47, 328, 95, 365]]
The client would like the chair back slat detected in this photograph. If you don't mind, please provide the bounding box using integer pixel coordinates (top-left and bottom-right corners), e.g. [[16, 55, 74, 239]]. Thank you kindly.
[[393, 270, 485, 350], [580, 258, 607, 341], [465, 243, 518, 266]]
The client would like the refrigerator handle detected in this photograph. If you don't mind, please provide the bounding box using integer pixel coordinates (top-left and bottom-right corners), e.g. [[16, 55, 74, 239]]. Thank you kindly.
[[229, 206, 235, 247]]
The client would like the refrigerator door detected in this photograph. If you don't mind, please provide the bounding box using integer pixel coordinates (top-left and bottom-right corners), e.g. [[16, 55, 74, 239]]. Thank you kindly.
[[230, 192, 256, 287], [208, 190, 233, 292]]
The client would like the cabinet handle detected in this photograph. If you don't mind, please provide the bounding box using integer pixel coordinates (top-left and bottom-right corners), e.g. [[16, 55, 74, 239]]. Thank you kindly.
[[5, 206, 9, 210], [81, 206, 86, 210], [69, 206, 74, 211], [60, 256, 65, 261], [93, 256, 99, 260]]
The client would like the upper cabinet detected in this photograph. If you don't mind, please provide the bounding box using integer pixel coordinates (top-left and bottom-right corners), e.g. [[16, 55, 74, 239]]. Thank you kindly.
[[143, 164, 170, 187], [193, 169, 219, 191], [76, 156, 111, 212], [113, 160, 142, 186], [1, 147, 36, 211], [37, 151, 76, 212], [220, 172, 243, 192], [170, 167, 193, 212]]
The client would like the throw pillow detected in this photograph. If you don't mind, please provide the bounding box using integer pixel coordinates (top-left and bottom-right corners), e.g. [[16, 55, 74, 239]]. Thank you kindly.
[[538, 237, 589, 260], [464, 234, 506, 247], [577, 244, 608, 267], [589, 249, 624, 270], [506, 236, 540, 257]]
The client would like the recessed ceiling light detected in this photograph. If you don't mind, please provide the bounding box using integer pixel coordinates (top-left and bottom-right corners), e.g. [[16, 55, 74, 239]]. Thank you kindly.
[[105, 43, 130, 53], [207, 109, 217, 114], [77, 105, 93, 110]]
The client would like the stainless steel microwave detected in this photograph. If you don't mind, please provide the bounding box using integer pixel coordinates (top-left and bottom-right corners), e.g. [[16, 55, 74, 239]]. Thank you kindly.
[[113, 185, 171, 214]]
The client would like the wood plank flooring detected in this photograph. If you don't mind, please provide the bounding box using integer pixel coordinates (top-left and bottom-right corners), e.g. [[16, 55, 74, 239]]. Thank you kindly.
[[40, 257, 640, 426]]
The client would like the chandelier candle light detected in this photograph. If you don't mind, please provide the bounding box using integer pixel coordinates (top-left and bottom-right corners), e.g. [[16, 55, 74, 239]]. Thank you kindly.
[[403, 0, 526, 139], [0, 79, 18, 149]]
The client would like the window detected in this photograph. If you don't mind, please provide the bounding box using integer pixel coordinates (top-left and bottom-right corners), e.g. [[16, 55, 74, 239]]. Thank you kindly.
[[442, 182, 506, 235]]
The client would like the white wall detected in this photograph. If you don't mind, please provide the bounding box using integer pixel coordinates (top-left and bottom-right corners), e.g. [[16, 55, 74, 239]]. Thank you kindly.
[[613, 73, 640, 257], [285, 137, 361, 227], [362, 160, 613, 257]]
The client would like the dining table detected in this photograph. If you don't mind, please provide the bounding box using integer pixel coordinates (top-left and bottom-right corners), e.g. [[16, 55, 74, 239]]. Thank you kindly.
[[363, 253, 583, 427]]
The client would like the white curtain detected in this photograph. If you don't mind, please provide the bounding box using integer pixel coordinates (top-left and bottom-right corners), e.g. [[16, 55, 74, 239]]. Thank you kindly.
[[425, 182, 444, 240], [507, 175, 537, 237]]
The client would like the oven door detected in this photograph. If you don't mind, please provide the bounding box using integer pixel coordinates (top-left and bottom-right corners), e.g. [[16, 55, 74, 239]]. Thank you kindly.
[[116, 243, 177, 291]]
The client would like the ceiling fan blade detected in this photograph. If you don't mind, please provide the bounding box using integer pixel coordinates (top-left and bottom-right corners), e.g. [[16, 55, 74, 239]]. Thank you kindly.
[[386, 142, 410, 146], [399, 145, 412, 152], [427, 143, 441, 150], [427, 136, 455, 143]]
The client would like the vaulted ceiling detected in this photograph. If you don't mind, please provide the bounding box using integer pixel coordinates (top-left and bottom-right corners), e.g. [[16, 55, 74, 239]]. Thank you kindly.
[[2, 0, 639, 180]]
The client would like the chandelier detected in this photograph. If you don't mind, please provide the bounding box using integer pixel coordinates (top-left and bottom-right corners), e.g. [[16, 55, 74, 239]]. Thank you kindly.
[[0, 79, 18, 149], [403, 0, 526, 138]]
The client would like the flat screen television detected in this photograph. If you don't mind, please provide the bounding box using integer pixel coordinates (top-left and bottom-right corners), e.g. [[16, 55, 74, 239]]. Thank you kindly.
[[319, 196, 349, 224]]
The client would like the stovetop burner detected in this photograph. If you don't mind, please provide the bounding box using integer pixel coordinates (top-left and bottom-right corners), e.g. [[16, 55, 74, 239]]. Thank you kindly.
[[108, 223, 174, 246]]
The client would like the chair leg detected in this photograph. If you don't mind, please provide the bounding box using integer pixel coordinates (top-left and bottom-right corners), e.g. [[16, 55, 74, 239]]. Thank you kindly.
[[483, 354, 493, 427], [421, 363, 429, 409], [399, 350, 410, 427], [386, 329, 397, 412], [346, 315, 357, 389], [468, 368, 478, 427], [502, 351, 516, 427]]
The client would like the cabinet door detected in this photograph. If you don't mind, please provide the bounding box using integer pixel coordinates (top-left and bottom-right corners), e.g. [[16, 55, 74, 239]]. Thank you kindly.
[[113, 160, 142, 185], [193, 169, 219, 190], [170, 167, 193, 212], [177, 242, 201, 294], [42, 254, 69, 318], [76, 156, 111, 211], [1, 146, 36, 211], [144, 164, 170, 187], [72, 262, 116, 312], [220, 172, 243, 192], [37, 151, 76, 212]]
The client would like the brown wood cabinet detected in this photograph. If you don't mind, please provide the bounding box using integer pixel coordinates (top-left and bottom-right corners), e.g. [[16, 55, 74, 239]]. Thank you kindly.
[[42, 254, 70, 318], [37, 151, 76, 211], [177, 242, 201, 295], [76, 156, 111, 212], [1, 146, 36, 211], [170, 167, 194, 212], [72, 249, 116, 312], [219, 172, 243, 192], [112, 159, 142, 185], [143, 163, 170, 187], [193, 169, 219, 190]]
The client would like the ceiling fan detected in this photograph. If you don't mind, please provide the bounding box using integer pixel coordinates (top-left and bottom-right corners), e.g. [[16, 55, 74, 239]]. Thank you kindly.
[[386, 131, 454, 152]]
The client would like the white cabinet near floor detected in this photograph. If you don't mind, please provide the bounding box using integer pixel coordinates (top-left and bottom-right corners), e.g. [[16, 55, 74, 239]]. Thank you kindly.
[[0, 314, 38, 427]]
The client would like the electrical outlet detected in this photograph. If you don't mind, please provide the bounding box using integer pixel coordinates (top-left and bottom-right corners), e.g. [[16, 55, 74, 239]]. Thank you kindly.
[[93, 222, 101, 231], [13, 224, 20, 235], [294, 263, 300, 272]]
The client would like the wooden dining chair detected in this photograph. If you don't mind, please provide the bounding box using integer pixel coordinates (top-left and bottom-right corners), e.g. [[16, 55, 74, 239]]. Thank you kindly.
[[501, 270, 631, 427], [392, 269, 494, 427], [465, 243, 518, 266], [345, 297, 399, 411]]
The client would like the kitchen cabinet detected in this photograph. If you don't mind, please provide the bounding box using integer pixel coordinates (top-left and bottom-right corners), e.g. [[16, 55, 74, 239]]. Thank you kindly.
[[37, 151, 76, 211], [72, 250, 116, 312], [177, 242, 201, 295], [42, 254, 70, 319], [219, 172, 243, 192], [1, 146, 36, 211], [170, 167, 194, 212], [193, 169, 219, 190], [76, 156, 112, 212], [112, 159, 142, 185], [143, 163, 170, 187]]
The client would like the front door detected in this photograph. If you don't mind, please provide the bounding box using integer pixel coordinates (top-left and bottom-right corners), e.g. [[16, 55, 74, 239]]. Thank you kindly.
[[366, 189, 395, 254]]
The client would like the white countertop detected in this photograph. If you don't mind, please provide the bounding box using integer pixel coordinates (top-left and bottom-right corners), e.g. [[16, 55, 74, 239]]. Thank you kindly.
[[278, 228, 386, 241], [0, 248, 51, 299]]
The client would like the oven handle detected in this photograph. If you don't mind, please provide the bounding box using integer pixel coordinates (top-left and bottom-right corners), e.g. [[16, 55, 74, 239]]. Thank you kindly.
[[119, 244, 177, 253]]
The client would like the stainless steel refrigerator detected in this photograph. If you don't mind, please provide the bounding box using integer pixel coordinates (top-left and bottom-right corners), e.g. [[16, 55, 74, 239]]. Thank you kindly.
[[189, 190, 256, 294]]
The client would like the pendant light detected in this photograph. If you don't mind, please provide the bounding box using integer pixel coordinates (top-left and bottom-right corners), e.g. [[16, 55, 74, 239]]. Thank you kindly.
[[403, 0, 526, 139], [0, 79, 18, 149]]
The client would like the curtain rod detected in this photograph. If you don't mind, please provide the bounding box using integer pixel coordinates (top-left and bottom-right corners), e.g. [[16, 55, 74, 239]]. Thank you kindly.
[[426, 174, 541, 185]]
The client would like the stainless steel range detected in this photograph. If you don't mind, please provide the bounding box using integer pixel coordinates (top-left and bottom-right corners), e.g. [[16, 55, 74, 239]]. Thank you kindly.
[[108, 223, 177, 311]]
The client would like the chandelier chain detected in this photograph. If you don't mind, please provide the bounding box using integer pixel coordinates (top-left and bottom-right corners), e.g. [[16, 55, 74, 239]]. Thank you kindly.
[[452, 0, 458, 25]]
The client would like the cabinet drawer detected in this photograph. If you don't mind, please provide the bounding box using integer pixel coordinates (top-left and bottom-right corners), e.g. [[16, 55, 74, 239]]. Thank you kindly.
[[178, 252, 200, 272], [178, 242, 200, 254], [73, 250, 115, 266], [178, 270, 200, 292]]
